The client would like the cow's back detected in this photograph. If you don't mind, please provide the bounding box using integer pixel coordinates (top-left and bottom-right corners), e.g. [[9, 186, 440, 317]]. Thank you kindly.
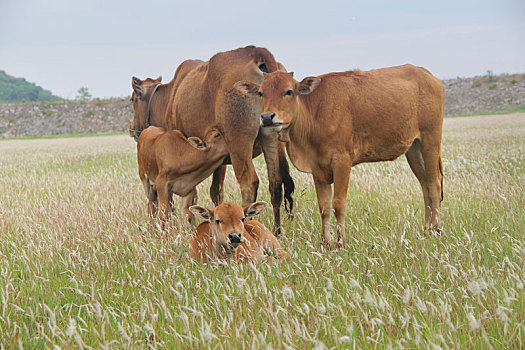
[[303, 64, 444, 164], [168, 46, 279, 139]]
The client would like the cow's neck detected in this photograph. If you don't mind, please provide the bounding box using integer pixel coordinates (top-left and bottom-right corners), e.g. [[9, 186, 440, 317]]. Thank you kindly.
[[283, 99, 318, 173], [149, 85, 170, 129]]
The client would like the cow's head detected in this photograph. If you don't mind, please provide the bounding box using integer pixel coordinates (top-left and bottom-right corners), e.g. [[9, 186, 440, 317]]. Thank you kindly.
[[128, 75, 162, 140], [189, 202, 267, 248], [234, 71, 321, 131]]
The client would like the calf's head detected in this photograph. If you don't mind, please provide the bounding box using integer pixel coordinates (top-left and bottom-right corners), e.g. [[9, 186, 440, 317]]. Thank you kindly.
[[189, 202, 267, 248], [129, 75, 162, 140], [234, 71, 321, 131], [187, 127, 228, 158]]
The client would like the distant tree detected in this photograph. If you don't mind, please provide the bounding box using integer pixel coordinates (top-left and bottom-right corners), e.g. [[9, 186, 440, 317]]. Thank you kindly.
[[76, 86, 92, 101]]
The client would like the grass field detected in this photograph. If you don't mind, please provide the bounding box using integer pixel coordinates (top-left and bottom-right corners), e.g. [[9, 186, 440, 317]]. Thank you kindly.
[[1, 113, 524, 348]]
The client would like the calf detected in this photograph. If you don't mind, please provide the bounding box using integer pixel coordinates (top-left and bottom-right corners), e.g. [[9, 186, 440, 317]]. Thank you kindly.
[[189, 202, 290, 263], [137, 126, 228, 228], [235, 65, 444, 248]]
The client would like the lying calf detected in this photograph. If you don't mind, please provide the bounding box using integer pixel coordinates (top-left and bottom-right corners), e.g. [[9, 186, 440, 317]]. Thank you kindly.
[[189, 202, 290, 263], [137, 125, 228, 228]]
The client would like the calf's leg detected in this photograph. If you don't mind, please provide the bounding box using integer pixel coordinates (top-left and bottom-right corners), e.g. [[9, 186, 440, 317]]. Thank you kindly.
[[405, 139, 431, 228], [155, 175, 171, 231], [313, 175, 333, 248], [332, 158, 351, 248], [181, 189, 198, 226]]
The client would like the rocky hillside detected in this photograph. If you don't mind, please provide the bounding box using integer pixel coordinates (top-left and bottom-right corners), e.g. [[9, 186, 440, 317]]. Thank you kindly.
[[0, 98, 132, 138], [443, 73, 525, 116], [1, 73, 524, 138]]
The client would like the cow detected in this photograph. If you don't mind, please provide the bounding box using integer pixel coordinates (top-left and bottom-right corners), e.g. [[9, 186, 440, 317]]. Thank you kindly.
[[129, 59, 203, 138], [234, 64, 445, 248], [137, 125, 228, 229], [189, 201, 290, 263], [165, 45, 295, 236], [129, 60, 227, 224]]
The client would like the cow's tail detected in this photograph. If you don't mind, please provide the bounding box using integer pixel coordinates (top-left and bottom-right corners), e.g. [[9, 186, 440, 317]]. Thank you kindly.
[[279, 151, 295, 216], [439, 156, 444, 202]]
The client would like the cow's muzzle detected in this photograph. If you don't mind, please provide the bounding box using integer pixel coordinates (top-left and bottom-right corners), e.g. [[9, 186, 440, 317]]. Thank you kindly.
[[228, 232, 242, 247], [261, 113, 282, 128]]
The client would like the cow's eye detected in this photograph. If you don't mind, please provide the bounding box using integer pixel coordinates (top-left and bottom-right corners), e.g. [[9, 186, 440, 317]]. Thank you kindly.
[[284, 90, 293, 96], [257, 91, 263, 97], [214, 133, 221, 138], [215, 219, 221, 224], [130, 96, 134, 102], [241, 217, 246, 222]]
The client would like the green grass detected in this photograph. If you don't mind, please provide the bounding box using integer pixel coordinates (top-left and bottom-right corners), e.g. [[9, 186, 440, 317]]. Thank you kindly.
[[1, 114, 524, 348]]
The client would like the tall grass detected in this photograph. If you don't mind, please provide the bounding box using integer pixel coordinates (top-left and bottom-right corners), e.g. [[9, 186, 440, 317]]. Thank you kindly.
[[1, 113, 524, 348]]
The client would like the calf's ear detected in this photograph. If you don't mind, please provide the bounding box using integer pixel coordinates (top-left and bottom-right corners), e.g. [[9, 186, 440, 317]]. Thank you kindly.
[[189, 206, 214, 221], [132, 76, 145, 100], [187, 137, 209, 151], [233, 80, 261, 97], [297, 76, 321, 95], [244, 201, 268, 218]]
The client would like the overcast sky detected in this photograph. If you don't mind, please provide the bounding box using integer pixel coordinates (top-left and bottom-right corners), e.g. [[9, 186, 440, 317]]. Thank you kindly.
[[1, 0, 524, 98]]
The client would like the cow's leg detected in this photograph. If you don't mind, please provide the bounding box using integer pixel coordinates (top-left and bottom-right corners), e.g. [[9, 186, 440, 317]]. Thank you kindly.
[[229, 150, 259, 208], [181, 189, 198, 226], [210, 165, 227, 206], [156, 175, 171, 231], [420, 137, 443, 232], [405, 139, 431, 228], [332, 157, 351, 248], [313, 175, 333, 248], [259, 130, 283, 236]]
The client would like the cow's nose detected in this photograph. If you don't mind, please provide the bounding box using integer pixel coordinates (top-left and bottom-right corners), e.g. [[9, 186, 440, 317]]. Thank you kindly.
[[261, 113, 275, 127], [228, 232, 242, 244]]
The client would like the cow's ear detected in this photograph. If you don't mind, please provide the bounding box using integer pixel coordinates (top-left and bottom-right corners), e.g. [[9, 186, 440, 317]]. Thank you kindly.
[[296, 76, 321, 95], [156, 75, 162, 82], [187, 137, 210, 151], [233, 80, 261, 97], [132, 76, 145, 100], [189, 205, 214, 221], [244, 201, 268, 218]]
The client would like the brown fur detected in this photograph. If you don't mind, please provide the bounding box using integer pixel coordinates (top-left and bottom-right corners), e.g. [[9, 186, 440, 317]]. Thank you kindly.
[[165, 46, 295, 236], [235, 64, 445, 247], [189, 202, 290, 263], [137, 126, 228, 229]]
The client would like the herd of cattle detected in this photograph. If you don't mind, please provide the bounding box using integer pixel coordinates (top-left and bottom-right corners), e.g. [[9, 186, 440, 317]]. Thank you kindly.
[[128, 45, 445, 262]]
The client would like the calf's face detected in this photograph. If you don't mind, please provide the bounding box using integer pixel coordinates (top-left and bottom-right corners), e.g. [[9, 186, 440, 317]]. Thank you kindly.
[[190, 202, 267, 248], [234, 72, 321, 131]]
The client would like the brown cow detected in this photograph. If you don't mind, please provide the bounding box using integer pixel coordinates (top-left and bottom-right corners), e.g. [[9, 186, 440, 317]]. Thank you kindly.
[[166, 45, 294, 236], [137, 125, 228, 229], [235, 65, 444, 247], [129, 59, 203, 136], [129, 59, 225, 224], [189, 201, 290, 263]]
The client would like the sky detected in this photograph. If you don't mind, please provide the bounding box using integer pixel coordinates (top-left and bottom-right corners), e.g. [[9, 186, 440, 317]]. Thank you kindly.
[[0, 0, 524, 99]]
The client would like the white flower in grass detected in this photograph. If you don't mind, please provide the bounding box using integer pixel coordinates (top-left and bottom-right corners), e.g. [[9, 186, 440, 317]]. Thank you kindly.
[[467, 313, 480, 331]]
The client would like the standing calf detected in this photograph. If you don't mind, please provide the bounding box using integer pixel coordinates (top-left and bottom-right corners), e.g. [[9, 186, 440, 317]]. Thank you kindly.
[[137, 126, 228, 228], [235, 65, 444, 247], [189, 202, 290, 263]]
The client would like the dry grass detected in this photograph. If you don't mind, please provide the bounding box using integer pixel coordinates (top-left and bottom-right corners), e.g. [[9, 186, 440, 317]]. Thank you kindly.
[[1, 113, 524, 348]]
